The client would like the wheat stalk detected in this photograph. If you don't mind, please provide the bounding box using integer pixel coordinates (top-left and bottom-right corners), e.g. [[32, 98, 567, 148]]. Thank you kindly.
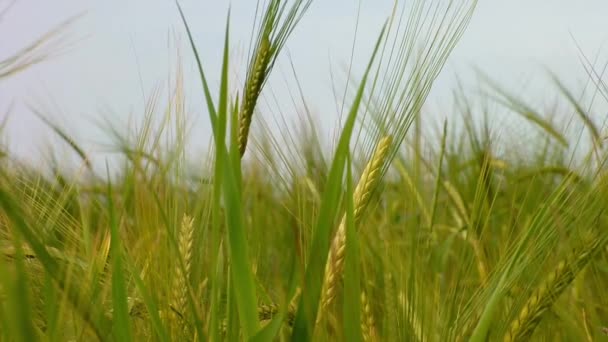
[[503, 233, 604, 342], [320, 135, 393, 312], [171, 214, 194, 324]]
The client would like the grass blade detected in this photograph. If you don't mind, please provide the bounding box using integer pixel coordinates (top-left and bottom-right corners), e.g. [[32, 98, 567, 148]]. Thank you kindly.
[[343, 153, 362, 342], [106, 166, 132, 342], [0, 235, 37, 342], [127, 257, 170, 341], [178, 4, 260, 337]]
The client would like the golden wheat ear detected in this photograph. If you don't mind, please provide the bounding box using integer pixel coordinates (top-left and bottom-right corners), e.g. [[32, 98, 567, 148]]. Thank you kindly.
[[171, 214, 194, 326], [361, 290, 378, 342], [320, 135, 393, 313], [503, 233, 604, 342]]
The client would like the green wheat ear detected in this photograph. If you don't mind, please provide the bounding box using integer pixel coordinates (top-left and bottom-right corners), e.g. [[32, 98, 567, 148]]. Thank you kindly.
[[238, 36, 272, 157], [321, 135, 392, 312], [235, 0, 314, 158], [503, 233, 604, 342]]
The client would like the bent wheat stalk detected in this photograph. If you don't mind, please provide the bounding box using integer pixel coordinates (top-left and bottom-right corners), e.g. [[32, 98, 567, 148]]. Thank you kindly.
[[320, 135, 393, 313]]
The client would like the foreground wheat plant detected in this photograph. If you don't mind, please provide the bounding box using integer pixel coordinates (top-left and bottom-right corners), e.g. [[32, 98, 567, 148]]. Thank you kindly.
[[320, 135, 393, 313]]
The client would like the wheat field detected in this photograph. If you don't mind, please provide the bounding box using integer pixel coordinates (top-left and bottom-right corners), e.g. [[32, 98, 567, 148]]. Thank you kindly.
[[1, 1, 608, 341]]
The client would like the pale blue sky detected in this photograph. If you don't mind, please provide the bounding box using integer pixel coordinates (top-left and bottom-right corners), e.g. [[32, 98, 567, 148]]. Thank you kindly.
[[1, 0, 607, 167]]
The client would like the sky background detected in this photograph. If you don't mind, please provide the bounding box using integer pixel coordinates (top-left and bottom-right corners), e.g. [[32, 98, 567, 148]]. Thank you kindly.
[[1, 0, 607, 168]]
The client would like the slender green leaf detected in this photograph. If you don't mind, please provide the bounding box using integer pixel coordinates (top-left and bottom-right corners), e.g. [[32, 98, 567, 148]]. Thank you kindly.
[[106, 166, 133, 342], [343, 153, 362, 342], [0, 236, 37, 342], [127, 258, 170, 342]]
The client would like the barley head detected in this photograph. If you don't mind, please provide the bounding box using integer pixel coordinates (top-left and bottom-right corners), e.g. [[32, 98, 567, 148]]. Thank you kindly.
[[171, 214, 194, 323], [321, 135, 393, 312], [503, 233, 604, 342], [361, 291, 378, 342], [238, 36, 272, 157]]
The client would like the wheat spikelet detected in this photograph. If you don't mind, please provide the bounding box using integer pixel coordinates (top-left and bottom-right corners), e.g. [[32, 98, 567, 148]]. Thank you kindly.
[[320, 135, 393, 312], [171, 214, 194, 323], [503, 233, 604, 342], [287, 287, 301, 326], [238, 36, 272, 157], [361, 291, 378, 342]]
